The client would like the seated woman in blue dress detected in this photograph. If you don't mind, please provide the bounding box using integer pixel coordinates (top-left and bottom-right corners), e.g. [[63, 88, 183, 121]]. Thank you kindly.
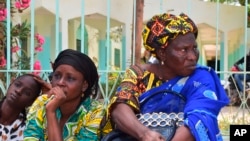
[[101, 13, 229, 141]]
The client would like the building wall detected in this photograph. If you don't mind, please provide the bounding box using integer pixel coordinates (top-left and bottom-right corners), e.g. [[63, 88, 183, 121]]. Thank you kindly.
[[18, 0, 248, 72]]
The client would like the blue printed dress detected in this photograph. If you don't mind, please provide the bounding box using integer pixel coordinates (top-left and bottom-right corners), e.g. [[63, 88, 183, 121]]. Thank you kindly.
[[106, 64, 229, 141]]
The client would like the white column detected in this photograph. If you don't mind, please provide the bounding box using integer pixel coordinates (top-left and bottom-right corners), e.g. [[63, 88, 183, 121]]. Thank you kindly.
[[61, 18, 69, 50], [68, 20, 79, 50]]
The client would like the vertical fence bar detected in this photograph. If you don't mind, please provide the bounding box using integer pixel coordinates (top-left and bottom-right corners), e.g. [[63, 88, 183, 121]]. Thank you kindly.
[[6, 0, 11, 86], [241, 0, 249, 124], [104, 0, 111, 106], [160, 0, 163, 14], [187, 0, 191, 15], [55, 0, 60, 56], [106, 0, 110, 70], [215, 0, 220, 72], [81, 0, 85, 53], [132, 0, 136, 65], [244, 0, 248, 66], [30, 0, 35, 71]]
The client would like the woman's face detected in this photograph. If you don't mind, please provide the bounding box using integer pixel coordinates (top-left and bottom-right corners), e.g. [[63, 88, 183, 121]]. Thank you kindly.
[[163, 32, 199, 76], [51, 64, 87, 101], [6, 75, 39, 108]]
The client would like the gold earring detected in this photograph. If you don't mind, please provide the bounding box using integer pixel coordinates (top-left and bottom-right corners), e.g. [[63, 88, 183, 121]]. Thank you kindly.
[[161, 61, 164, 65]]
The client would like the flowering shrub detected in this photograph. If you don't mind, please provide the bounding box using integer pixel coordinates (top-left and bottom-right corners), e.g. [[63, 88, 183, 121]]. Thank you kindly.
[[15, 0, 30, 11], [0, 56, 6, 67], [0, 0, 45, 75], [0, 5, 6, 21], [35, 33, 45, 52], [11, 33, 45, 72]]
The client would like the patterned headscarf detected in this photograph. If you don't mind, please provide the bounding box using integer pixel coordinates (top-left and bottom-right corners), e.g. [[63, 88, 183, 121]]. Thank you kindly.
[[142, 13, 198, 55]]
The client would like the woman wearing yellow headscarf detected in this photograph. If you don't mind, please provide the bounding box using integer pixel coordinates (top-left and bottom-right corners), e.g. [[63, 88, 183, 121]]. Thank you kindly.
[[101, 13, 229, 141]]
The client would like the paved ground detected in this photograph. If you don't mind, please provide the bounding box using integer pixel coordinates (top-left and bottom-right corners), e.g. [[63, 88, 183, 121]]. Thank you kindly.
[[219, 105, 250, 141], [219, 105, 250, 117]]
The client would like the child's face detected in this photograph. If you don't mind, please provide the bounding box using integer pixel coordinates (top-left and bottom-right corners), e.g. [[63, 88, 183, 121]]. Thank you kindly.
[[5, 75, 40, 108]]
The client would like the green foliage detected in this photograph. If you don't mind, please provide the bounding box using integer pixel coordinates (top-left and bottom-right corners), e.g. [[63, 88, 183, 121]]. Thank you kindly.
[[99, 71, 123, 99], [238, 0, 250, 27], [0, 0, 41, 97], [11, 20, 31, 39], [209, 0, 227, 3], [12, 50, 35, 70], [238, 0, 250, 6]]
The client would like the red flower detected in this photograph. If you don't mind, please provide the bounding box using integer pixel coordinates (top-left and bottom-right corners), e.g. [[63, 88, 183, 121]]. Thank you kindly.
[[0, 56, 6, 67], [35, 33, 45, 45], [11, 46, 21, 53], [15, 0, 31, 9], [0, 8, 7, 21], [22, 3, 29, 8], [33, 60, 42, 75], [35, 46, 43, 52], [15, 2, 21, 9], [22, 0, 30, 4]]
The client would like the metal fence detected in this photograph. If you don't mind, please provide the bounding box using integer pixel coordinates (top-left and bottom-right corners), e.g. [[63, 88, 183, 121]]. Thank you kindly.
[[0, 0, 250, 139]]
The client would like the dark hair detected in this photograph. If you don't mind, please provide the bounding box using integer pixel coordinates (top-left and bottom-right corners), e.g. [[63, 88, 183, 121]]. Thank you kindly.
[[17, 74, 42, 96], [53, 49, 99, 100]]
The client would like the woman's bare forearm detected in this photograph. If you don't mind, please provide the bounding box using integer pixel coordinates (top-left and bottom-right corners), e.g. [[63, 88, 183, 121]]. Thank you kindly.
[[46, 110, 63, 141], [111, 103, 150, 140]]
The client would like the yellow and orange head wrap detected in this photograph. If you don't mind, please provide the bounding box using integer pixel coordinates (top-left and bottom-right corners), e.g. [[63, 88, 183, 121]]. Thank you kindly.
[[142, 13, 198, 55]]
